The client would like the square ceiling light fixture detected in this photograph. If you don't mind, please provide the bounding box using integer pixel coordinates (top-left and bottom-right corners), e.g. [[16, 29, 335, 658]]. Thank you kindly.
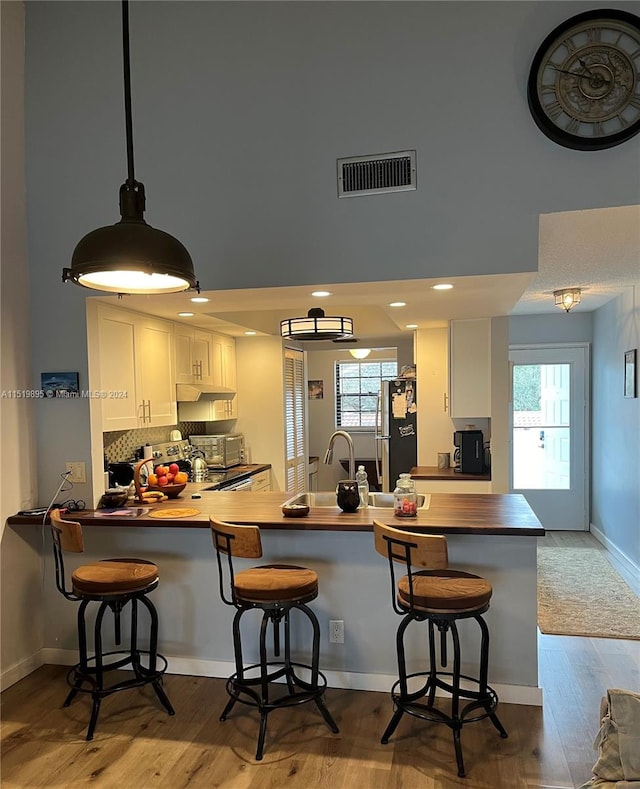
[[554, 288, 581, 312], [280, 308, 354, 341]]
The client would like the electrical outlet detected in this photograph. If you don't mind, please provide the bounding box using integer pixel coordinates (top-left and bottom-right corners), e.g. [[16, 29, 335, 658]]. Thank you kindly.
[[65, 462, 86, 484], [329, 620, 344, 644]]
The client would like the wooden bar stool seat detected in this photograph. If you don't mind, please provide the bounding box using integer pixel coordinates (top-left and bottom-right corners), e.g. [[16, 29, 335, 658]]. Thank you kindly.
[[210, 517, 339, 760], [50, 509, 175, 740], [373, 519, 507, 778]]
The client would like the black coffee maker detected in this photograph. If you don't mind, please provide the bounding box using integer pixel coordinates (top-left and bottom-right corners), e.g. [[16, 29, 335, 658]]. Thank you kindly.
[[453, 430, 484, 474]]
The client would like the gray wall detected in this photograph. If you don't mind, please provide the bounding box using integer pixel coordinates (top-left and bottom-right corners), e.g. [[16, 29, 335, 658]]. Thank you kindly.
[[23, 0, 640, 504], [1, 0, 43, 687], [592, 291, 640, 566]]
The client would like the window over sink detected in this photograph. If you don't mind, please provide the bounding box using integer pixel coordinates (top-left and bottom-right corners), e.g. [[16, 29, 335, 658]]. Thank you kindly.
[[335, 359, 397, 429]]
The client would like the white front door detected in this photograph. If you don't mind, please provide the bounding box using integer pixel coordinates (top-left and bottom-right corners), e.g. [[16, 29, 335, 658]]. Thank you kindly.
[[510, 344, 589, 531]]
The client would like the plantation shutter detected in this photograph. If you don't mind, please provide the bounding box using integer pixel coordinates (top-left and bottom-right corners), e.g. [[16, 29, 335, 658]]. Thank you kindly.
[[284, 348, 306, 493]]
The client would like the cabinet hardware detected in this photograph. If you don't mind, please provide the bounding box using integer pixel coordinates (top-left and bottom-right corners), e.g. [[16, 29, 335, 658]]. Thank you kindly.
[[443, 392, 448, 412]]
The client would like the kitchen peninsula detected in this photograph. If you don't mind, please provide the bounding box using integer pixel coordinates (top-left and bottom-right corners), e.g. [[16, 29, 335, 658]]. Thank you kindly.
[[9, 489, 544, 706]]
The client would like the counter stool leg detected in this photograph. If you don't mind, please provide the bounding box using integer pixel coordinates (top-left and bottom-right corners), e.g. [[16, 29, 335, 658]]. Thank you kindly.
[[381, 614, 412, 744], [85, 601, 109, 741], [450, 623, 465, 778], [221, 609, 245, 722], [299, 604, 339, 733], [64, 601, 91, 708], [476, 615, 508, 739]]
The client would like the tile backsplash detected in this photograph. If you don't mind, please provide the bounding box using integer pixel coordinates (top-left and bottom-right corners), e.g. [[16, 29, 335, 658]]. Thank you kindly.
[[104, 422, 206, 463]]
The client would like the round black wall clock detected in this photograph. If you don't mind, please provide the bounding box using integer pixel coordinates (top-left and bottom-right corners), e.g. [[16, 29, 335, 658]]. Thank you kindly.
[[527, 8, 640, 150]]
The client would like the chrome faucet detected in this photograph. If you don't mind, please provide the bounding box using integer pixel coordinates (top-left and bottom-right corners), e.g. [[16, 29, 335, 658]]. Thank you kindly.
[[323, 430, 355, 480]]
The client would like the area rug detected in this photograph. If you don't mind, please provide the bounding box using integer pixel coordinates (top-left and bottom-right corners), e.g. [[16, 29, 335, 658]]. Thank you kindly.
[[537, 546, 640, 640]]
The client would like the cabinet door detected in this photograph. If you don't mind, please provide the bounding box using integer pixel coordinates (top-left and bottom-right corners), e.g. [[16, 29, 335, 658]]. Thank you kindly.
[[96, 306, 140, 430], [193, 330, 214, 384], [137, 316, 177, 426], [175, 327, 195, 384], [221, 336, 236, 389], [449, 319, 491, 418]]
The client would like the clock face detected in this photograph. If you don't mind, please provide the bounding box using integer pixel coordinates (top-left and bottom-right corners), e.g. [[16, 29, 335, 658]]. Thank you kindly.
[[528, 9, 640, 150]]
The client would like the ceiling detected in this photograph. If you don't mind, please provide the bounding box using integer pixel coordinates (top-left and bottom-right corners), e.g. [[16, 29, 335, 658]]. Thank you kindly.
[[98, 205, 639, 343]]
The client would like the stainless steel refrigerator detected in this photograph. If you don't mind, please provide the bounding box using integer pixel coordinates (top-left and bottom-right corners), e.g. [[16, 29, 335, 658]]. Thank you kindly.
[[375, 379, 418, 492]]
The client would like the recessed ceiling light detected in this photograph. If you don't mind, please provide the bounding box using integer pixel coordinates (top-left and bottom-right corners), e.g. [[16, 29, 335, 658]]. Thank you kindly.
[[311, 290, 332, 297], [177, 311, 194, 317], [432, 283, 453, 290], [244, 331, 257, 336], [389, 301, 406, 307], [190, 296, 209, 303], [405, 323, 418, 329]]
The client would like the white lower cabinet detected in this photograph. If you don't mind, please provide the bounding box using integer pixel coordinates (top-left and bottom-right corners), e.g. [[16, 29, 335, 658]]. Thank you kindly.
[[94, 304, 177, 430], [251, 469, 271, 492]]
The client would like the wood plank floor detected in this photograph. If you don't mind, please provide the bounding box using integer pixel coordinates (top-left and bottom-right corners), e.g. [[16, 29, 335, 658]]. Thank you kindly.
[[2, 534, 639, 788]]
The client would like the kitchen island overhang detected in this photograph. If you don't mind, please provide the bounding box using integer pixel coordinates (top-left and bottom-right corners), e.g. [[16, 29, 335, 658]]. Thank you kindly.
[[8, 490, 544, 706]]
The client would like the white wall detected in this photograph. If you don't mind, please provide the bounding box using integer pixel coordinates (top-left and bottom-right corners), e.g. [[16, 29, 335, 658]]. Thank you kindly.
[[0, 0, 43, 688], [592, 289, 640, 566]]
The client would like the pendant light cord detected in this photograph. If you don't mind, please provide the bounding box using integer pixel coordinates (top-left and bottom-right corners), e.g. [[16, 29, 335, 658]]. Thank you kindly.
[[122, 0, 136, 186]]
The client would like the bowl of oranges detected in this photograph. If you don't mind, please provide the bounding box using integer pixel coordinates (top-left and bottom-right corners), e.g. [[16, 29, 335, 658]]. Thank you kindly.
[[134, 459, 188, 500]]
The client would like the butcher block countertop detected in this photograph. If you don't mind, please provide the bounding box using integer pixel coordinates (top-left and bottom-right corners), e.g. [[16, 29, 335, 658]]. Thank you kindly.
[[7, 487, 544, 536]]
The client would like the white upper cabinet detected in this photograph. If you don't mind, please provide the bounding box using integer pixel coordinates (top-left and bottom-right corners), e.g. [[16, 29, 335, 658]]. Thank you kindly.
[[94, 304, 177, 430], [175, 326, 215, 385], [448, 318, 491, 418]]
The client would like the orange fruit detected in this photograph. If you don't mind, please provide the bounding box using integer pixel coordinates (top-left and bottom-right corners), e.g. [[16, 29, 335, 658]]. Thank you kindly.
[[148, 473, 158, 486], [174, 471, 188, 484]]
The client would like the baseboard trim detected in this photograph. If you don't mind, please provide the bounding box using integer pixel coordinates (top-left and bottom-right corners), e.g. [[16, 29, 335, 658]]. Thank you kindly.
[[39, 648, 542, 706], [0, 650, 44, 692], [590, 524, 640, 596]]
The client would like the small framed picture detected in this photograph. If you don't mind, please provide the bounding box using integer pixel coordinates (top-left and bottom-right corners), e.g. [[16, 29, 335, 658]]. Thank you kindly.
[[41, 371, 79, 398], [308, 380, 324, 400], [624, 350, 637, 398]]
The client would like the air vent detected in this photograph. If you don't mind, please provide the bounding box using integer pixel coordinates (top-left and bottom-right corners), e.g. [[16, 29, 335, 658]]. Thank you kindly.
[[337, 150, 416, 198]]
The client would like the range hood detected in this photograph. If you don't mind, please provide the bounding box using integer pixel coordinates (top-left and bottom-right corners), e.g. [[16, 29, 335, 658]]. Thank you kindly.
[[176, 383, 236, 402]]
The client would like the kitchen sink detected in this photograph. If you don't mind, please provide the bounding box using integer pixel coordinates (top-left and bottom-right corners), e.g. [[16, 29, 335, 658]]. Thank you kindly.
[[282, 491, 430, 509]]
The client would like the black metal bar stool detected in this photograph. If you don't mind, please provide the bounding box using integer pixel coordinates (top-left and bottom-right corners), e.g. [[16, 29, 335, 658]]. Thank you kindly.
[[373, 519, 507, 777], [210, 516, 339, 760], [50, 509, 175, 739]]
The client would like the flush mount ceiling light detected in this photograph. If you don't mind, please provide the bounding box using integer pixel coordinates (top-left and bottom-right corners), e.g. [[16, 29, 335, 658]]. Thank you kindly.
[[389, 301, 406, 307], [554, 288, 581, 313], [432, 283, 453, 290], [349, 348, 371, 359], [62, 0, 198, 295], [311, 290, 332, 297], [190, 296, 209, 303], [177, 312, 194, 317], [280, 307, 354, 341]]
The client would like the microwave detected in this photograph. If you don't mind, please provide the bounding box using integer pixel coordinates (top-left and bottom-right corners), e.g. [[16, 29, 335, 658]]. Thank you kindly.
[[189, 434, 245, 469]]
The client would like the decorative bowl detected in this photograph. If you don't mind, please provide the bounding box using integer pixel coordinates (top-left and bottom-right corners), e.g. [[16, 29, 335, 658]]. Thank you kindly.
[[282, 504, 310, 518], [99, 489, 129, 508], [146, 483, 186, 499]]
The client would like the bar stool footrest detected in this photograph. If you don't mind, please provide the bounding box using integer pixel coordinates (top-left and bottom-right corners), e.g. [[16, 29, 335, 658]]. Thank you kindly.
[[226, 660, 329, 712], [66, 650, 169, 699], [390, 670, 500, 727]]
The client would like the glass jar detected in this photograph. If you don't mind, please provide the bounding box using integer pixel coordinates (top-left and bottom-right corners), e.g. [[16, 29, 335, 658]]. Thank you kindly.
[[393, 473, 418, 517]]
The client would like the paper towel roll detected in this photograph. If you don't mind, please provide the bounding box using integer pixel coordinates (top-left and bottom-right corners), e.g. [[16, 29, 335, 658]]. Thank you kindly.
[[143, 444, 153, 460]]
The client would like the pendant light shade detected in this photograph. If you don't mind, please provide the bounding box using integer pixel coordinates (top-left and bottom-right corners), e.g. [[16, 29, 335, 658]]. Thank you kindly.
[[554, 288, 581, 313], [349, 348, 371, 359], [62, 1, 198, 295], [280, 307, 354, 341]]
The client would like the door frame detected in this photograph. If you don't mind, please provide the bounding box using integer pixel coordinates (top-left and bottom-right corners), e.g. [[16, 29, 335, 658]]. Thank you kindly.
[[509, 342, 591, 531]]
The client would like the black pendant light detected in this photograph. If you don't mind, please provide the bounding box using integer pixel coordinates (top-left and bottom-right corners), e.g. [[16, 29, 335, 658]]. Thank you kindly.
[[63, 0, 198, 295], [280, 307, 354, 341]]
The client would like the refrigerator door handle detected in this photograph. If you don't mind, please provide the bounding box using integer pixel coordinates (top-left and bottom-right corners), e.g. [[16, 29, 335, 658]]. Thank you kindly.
[[374, 391, 382, 485]]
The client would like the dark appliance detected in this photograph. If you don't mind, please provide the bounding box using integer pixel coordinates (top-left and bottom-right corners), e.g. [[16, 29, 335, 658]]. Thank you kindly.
[[453, 430, 484, 474], [107, 462, 135, 487], [375, 378, 418, 492]]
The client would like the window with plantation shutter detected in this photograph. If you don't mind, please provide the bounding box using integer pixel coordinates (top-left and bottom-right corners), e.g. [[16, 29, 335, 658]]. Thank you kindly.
[[284, 348, 306, 493], [336, 359, 398, 429]]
